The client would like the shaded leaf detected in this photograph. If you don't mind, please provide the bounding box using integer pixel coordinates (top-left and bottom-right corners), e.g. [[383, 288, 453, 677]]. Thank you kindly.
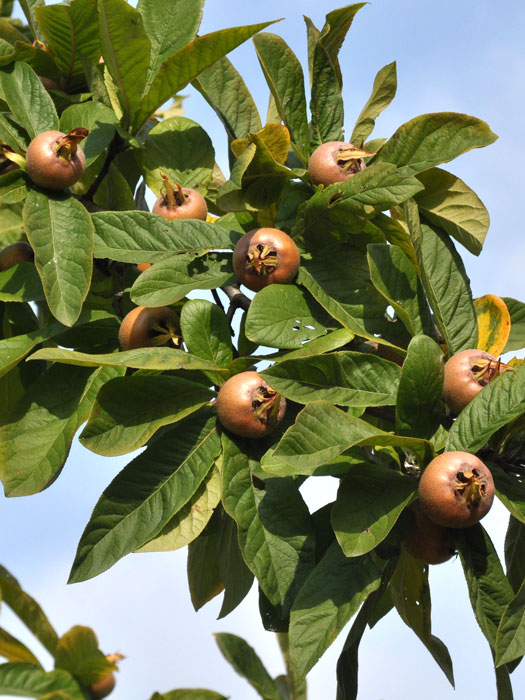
[[0, 262, 44, 303], [503, 298, 525, 353], [54, 626, 115, 686], [495, 579, 525, 667], [505, 516, 525, 594]]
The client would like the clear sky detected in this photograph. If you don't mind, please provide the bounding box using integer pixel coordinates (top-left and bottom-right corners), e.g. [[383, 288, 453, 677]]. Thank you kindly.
[[1, 1, 525, 699]]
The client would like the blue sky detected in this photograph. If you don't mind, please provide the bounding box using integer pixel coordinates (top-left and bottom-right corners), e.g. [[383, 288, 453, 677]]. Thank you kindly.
[[1, 1, 525, 699]]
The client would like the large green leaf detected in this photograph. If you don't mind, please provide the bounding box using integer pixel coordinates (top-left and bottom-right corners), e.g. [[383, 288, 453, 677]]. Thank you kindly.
[[389, 551, 454, 686], [0, 318, 69, 378], [0, 112, 29, 151], [79, 374, 214, 456], [288, 542, 381, 678], [253, 33, 309, 160], [137, 0, 204, 94], [179, 299, 233, 372], [23, 190, 93, 327], [395, 335, 444, 439], [505, 516, 525, 594], [34, 0, 100, 89], [70, 411, 220, 582], [260, 351, 401, 406], [414, 167, 490, 256], [98, 0, 151, 130], [446, 365, 525, 453], [495, 579, 525, 667], [0, 566, 58, 655], [214, 633, 283, 700], [331, 462, 416, 556], [319, 3, 366, 87], [59, 101, 117, 168], [503, 298, 525, 353], [54, 626, 115, 686], [133, 21, 277, 132], [351, 61, 397, 146], [373, 112, 498, 176], [221, 432, 316, 615], [245, 283, 337, 350], [0, 61, 58, 138], [0, 262, 44, 303], [92, 211, 237, 263], [0, 170, 28, 204], [492, 465, 525, 525], [0, 364, 123, 496], [187, 517, 224, 611], [0, 663, 84, 699]]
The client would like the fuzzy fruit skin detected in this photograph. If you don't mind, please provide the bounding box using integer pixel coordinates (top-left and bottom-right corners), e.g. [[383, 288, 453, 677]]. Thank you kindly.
[[233, 228, 300, 292], [403, 501, 456, 564], [216, 371, 286, 439], [118, 306, 180, 350], [88, 672, 115, 699], [443, 348, 497, 414], [418, 451, 494, 528], [308, 141, 366, 186], [152, 188, 208, 221], [25, 130, 86, 190], [0, 242, 34, 271]]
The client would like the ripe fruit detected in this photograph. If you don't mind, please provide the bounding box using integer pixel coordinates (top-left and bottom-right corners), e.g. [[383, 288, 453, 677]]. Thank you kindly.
[[418, 451, 494, 528], [308, 141, 371, 186], [25, 128, 88, 190], [136, 262, 152, 272], [88, 672, 115, 699], [233, 228, 300, 292], [153, 174, 207, 221], [119, 306, 181, 350], [0, 241, 34, 271], [443, 348, 512, 414], [403, 501, 456, 565], [38, 76, 59, 90], [216, 371, 286, 439]]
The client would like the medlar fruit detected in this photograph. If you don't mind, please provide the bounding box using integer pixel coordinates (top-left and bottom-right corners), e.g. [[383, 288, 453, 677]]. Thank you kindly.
[[403, 501, 456, 564], [25, 128, 88, 190], [119, 306, 181, 350], [232, 228, 300, 292], [88, 673, 115, 700], [308, 141, 371, 186], [152, 174, 207, 221], [418, 451, 494, 528], [0, 241, 34, 271], [216, 371, 286, 439], [443, 348, 512, 414]]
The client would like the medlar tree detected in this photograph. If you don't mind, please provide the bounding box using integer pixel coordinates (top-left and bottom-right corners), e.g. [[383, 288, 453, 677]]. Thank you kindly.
[[0, 0, 524, 699]]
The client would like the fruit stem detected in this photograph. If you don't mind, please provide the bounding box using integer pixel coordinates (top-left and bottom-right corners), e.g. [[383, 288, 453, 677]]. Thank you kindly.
[[160, 173, 186, 209], [454, 468, 487, 510], [246, 243, 278, 277], [55, 128, 89, 160]]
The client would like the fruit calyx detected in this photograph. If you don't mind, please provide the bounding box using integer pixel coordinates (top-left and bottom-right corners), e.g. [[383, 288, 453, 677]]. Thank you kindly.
[[454, 468, 488, 510], [252, 384, 282, 426], [148, 317, 182, 347], [54, 128, 89, 161], [336, 145, 374, 173], [159, 173, 186, 210], [470, 356, 512, 386], [246, 243, 279, 277]]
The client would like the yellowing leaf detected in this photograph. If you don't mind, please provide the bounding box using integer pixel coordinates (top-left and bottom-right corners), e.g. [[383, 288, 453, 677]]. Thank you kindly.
[[474, 294, 511, 356], [231, 123, 291, 164]]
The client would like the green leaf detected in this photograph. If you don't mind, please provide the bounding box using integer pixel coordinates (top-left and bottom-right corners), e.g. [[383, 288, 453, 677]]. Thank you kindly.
[[351, 61, 397, 146], [0, 112, 29, 151], [221, 432, 316, 615], [245, 283, 336, 350], [260, 351, 401, 407], [192, 54, 261, 143], [0, 664, 84, 699], [151, 691, 227, 700], [134, 21, 277, 132], [130, 252, 235, 307], [70, 411, 220, 582], [389, 551, 454, 686], [23, 190, 93, 327], [503, 298, 525, 353], [457, 524, 514, 650], [98, 0, 151, 130], [495, 579, 525, 666], [395, 335, 444, 438], [143, 117, 215, 194], [0, 61, 58, 138], [367, 243, 433, 337], [137, 466, 221, 553], [373, 112, 498, 176], [319, 3, 366, 87], [92, 211, 237, 263], [289, 542, 381, 678], [180, 299, 233, 372], [253, 33, 309, 160], [34, 0, 100, 90], [0, 170, 28, 204], [414, 167, 490, 256], [54, 626, 115, 686], [0, 628, 41, 665], [0, 566, 58, 655], [308, 25, 343, 146], [331, 462, 416, 557], [505, 516, 525, 594], [187, 518, 224, 611], [79, 374, 214, 456], [0, 262, 44, 302], [0, 364, 124, 496], [492, 465, 525, 525], [273, 328, 354, 362], [137, 0, 204, 94], [0, 318, 69, 378], [59, 101, 117, 168], [214, 633, 283, 700], [446, 365, 525, 453]]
